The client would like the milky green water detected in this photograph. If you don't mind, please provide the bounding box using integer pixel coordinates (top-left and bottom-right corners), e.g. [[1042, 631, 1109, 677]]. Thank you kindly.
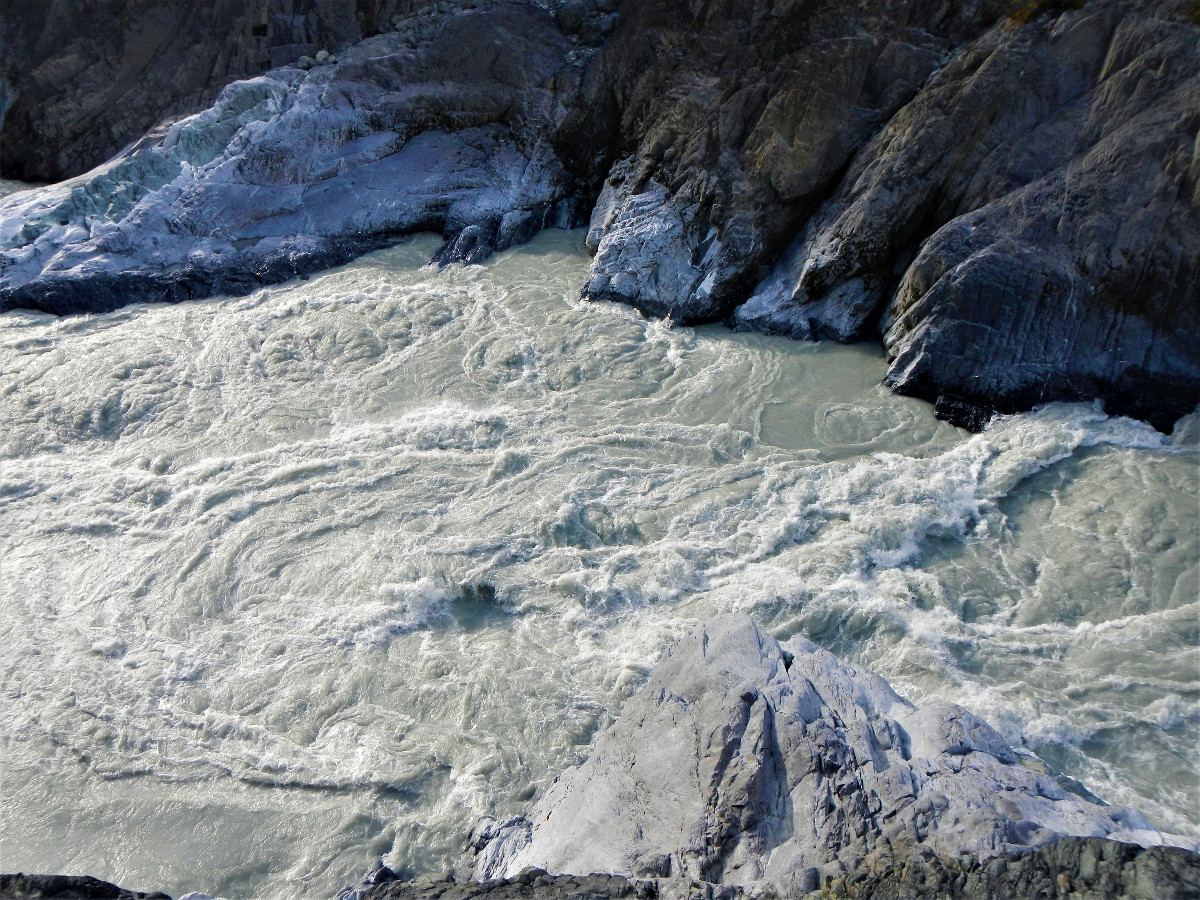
[[1, 230, 1195, 899]]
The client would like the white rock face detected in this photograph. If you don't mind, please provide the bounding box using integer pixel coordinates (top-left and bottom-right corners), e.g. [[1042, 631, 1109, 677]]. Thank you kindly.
[[0, 4, 581, 315], [460, 617, 1184, 889]]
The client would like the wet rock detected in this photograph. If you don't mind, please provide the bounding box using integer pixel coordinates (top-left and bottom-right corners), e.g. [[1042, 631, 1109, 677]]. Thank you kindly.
[[459, 617, 1192, 887]]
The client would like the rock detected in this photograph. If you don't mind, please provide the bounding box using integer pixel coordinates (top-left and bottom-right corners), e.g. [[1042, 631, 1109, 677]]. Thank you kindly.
[[0, 874, 170, 900], [802, 837, 1200, 899], [0, 1, 490, 184], [576, 0, 1010, 324], [0, 4, 591, 315], [459, 617, 1193, 888], [2, 0, 1196, 428], [335, 862, 401, 900], [734, 2, 1200, 431], [349, 870, 660, 900], [342, 836, 1200, 900]]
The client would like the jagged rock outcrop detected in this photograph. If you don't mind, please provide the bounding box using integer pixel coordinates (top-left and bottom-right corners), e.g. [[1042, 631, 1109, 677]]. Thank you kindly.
[[0, 0, 481, 184], [0, 3, 592, 314], [576, 0, 1010, 322], [0, 0, 622, 186], [579, 0, 1199, 430], [458, 617, 1191, 890], [0, 874, 169, 900], [732, 2, 1200, 430]]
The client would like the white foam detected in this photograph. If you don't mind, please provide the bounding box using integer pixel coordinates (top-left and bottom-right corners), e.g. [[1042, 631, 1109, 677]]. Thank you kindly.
[[0, 229, 1195, 899]]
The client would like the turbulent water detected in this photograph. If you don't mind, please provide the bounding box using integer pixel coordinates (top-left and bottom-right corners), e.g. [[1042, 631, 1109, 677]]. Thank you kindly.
[[1, 229, 1196, 900]]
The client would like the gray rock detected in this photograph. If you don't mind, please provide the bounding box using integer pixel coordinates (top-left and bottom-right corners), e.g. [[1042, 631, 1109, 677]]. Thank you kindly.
[[3, 0, 1196, 429], [735, 2, 1200, 431], [0, 1, 512, 184], [0, 4, 589, 314], [459, 617, 1192, 888], [578, 0, 1006, 324]]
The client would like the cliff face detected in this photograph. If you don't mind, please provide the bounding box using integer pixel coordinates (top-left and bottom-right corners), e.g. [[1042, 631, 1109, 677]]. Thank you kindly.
[[1, 0, 1197, 429], [0, 0, 473, 183], [579, 0, 1200, 430]]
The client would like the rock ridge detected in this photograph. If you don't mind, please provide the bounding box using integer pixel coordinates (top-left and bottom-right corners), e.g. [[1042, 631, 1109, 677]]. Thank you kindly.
[[457, 617, 1195, 890]]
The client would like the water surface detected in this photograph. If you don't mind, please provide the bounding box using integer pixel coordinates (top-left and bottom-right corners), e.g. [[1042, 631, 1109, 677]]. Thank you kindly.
[[1, 230, 1195, 898]]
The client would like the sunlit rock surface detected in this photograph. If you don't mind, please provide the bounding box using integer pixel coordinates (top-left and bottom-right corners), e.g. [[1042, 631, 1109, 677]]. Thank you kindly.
[[460, 617, 1192, 887], [0, 4, 588, 314]]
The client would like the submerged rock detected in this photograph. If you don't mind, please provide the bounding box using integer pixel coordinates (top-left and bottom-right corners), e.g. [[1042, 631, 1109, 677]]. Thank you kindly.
[[458, 617, 1193, 889]]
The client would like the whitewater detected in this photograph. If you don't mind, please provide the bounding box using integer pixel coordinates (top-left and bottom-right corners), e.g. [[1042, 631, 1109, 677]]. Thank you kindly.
[[1, 228, 1196, 899]]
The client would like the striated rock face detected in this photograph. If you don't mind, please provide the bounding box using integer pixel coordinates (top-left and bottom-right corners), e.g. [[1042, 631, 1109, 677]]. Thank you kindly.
[[732, 3, 1200, 430], [458, 618, 1189, 889], [0, 4, 591, 314]]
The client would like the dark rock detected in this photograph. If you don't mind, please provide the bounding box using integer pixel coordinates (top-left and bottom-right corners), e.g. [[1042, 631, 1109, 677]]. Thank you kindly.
[[730, 0, 1200, 430], [341, 839, 1200, 900], [3, 0, 1197, 429], [808, 837, 1200, 899], [578, 0, 1011, 323], [0, 0, 492, 184], [0, 874, 170, 900]]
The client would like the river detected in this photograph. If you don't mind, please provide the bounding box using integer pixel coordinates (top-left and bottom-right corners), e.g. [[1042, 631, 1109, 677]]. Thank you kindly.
[[1, 228, 1195, 899]]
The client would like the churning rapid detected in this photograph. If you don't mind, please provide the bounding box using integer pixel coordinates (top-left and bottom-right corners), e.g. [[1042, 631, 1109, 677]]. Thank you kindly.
[[1, 229, 1196, 900]]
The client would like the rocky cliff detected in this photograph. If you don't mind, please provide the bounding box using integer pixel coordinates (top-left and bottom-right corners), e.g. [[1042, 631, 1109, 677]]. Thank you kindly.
[[1, 0, 1197, 429]]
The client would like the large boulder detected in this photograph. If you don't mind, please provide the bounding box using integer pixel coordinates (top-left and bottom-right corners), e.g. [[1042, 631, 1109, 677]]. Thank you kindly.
[[733, 3, 1200, 430], [0, 4, 589, 314], [458, 617, 1191, 890]]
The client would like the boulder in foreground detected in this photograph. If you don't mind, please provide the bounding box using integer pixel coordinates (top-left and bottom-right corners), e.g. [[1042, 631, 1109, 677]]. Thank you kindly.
[[459, 617, 1193, 888]]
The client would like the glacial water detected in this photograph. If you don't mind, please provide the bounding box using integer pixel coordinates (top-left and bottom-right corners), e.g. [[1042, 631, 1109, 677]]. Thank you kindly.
[[1, 229, 1196, 899]]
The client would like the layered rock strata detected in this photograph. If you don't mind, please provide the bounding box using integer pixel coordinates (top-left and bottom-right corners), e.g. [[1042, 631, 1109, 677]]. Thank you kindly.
[[459, 617, 1191, 889]]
